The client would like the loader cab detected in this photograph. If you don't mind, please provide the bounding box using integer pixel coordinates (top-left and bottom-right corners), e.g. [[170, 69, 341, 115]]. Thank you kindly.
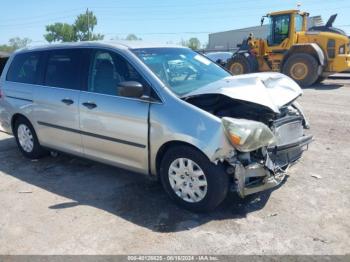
[[265, 10, 308, 47], [268, 14, 291, 46]]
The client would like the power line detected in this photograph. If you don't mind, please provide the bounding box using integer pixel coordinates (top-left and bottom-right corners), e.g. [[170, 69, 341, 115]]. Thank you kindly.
[[0, 0, 348, 24], [0, 8, 84, 22], [1, 5, 350, 29]]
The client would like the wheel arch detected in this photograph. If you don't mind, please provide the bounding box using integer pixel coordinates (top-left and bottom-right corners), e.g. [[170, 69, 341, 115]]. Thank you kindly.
[[282, 43, 326, 68], [11, 113, 30, 133], [155, 140, 209, 177]]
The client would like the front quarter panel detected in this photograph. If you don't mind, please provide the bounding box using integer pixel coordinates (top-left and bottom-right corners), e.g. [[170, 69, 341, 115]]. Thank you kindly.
[[149, 95, 234, 176]]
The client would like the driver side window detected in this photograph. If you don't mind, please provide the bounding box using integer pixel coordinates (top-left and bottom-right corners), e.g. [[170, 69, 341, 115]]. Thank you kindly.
[[88, 50, 144, 96]]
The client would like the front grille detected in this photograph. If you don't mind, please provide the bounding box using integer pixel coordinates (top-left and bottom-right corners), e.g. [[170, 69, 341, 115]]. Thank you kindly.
[[272, 116, 304, 146]]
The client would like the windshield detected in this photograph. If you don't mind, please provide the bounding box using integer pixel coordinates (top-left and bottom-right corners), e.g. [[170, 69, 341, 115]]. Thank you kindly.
[[132, 48, 231, 96]]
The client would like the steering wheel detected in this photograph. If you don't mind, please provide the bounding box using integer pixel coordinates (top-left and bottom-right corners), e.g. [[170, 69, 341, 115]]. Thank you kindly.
[[184, 68, 197, 80]]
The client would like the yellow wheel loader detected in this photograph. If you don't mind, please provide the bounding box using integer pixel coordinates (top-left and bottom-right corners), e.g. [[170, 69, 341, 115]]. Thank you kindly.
[[227, 10, 350, 87]]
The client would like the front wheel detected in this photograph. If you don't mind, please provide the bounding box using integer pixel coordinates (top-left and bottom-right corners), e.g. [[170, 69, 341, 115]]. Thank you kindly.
[[282, 53, 320, 87], [227, 54, 252, 75], [159, 145, 229, 212]]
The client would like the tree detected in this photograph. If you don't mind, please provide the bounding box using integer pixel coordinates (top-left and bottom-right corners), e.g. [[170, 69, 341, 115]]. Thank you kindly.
[[125, 34, 142, 41], [74, 10, 104, 41], [44, 23, 76, 42], [186, 37, 201, 50], [179, 37, 201, 50], [44, 10, 104, 43], [0, 37, 32, 52], [179, 39, 187, 47]]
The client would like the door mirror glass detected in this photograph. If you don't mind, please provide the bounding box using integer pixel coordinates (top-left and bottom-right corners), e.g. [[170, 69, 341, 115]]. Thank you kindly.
[[118, 81, 144, 98]]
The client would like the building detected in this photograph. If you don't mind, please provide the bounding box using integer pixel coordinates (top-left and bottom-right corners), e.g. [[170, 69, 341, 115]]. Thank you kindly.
[[207, 16, 323, 51]]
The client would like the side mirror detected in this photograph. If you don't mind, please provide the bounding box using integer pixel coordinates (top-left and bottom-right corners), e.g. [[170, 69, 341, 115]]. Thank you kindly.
[[118, 81, 144, 98]]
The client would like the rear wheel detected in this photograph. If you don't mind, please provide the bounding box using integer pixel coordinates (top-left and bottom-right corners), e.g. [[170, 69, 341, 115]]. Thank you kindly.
[[283, 53, 319, 87], [14, 117, 47, 159], [227, 54, 253, 75], [159, 145, 229, 212]]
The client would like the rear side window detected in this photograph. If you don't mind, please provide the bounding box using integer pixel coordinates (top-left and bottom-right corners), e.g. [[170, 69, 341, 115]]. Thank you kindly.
[[6, 52, 40, 84], [44, 49, 81, 90]]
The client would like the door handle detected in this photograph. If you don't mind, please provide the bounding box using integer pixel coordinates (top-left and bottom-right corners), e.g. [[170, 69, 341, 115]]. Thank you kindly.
[[61, 98, 74, 105], [82, 102, 97, 109]]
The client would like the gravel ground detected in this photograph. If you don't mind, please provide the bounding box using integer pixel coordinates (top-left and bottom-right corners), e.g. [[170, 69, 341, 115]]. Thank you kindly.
[[0, 78, 349, 255]]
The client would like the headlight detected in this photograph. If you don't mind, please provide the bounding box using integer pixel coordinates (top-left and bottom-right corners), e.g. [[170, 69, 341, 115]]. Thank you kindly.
[[222, 117, 276, 152], [339, 45, 345, 54]]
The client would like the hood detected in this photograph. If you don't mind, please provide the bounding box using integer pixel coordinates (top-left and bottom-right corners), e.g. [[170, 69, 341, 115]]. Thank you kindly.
[[182, 72, 302, 113]]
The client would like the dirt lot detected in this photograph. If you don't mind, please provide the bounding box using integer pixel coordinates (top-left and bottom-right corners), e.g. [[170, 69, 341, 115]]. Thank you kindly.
[[0, 77, 349, 255]]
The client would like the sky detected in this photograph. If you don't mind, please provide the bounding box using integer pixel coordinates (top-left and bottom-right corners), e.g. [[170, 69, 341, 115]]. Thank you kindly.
[[0, 0, 349, 46]]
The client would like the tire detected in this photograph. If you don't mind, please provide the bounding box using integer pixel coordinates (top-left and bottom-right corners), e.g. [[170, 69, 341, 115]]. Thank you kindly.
[[282, 53, 319, 87], [14, 117, 47, 159], [227, 54, 253, 75], [159, 145, 229, 212], [315, 75, 326, 84]]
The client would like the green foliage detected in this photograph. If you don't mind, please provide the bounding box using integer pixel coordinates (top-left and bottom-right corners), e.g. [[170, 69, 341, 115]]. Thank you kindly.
[[0, 37, 32, 52], [74, 10, 104, 41], [187, 38, 201, 50], [179, 37, 201, 50], [0, 45, 12, 52], [44, 10, 104, 43], [44, 23, 76, 42], [125, 34, 142, 41]]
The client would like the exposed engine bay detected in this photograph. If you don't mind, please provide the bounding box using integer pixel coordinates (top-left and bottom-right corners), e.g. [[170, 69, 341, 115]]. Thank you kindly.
[[185, 93, 294, 126], [184, 92, 310, 134], [184, 91, 313, 197]]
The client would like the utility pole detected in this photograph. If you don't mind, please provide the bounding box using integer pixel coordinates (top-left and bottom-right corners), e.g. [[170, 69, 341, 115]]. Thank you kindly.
[[87, 8, 90, 41]]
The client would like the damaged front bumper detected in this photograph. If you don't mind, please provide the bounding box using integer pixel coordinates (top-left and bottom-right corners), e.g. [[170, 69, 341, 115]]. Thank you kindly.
[[232, 116, 313, 198]]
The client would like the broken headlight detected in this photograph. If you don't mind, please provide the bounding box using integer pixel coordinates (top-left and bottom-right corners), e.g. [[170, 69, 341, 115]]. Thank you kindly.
[[222, 117, 276, 152]]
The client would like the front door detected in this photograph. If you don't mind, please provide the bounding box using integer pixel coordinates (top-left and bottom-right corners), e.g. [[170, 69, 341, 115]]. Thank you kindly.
[[79, 49, 149, 173], [268, 14, 291, 47]]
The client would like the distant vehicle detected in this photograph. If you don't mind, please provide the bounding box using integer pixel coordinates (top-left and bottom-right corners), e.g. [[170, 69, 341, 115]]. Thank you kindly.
[[0, 41, 312, 211], [227, 10, 350, 87], [0, 51, 10, 76], [205, 51, 233, 67]]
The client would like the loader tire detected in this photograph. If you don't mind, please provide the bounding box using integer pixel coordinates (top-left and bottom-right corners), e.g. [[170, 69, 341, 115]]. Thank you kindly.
[[227, 54, 253, 75], [315, 75, 326, 84], [283, 53, 319, 87]]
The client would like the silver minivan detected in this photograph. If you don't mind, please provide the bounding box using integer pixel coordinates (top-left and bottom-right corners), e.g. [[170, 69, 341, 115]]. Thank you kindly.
[[0, 41, 312, 211]]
